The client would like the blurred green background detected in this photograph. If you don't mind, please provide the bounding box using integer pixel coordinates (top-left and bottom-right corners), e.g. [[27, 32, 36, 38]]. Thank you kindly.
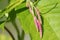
[[0, 0, 12, 40]]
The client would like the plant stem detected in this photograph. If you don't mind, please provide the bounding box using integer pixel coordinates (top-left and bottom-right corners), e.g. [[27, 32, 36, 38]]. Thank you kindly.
[[11, 21, 21, 40], [20, 30, 25, 40], [4, 26, 15, 40]]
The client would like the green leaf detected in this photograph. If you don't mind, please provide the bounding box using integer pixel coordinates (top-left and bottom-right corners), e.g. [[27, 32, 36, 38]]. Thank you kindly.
[[37, 0, 59, 14], [36, 0, 60, 40], [17, 9, 40, 40], [42, 3, 60, 40], [0, 0, 24, 18], [41, 16, 59, 40]]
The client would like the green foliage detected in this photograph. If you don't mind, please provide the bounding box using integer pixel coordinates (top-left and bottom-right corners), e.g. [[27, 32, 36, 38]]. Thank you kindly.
[[37, 0, 60, 40], [0, 0, 60, 40], [17, 9, 40, 40]]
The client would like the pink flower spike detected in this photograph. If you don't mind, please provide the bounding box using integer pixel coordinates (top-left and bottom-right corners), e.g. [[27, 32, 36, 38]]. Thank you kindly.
[[34, 16, 42, 38], [34, 16, 38, 31]]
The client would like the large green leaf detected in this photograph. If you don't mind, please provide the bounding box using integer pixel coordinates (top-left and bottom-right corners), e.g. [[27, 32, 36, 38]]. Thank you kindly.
[[37, 0, 60, 40], [41, 15, 59, 40], [42, 3, 60, 40]]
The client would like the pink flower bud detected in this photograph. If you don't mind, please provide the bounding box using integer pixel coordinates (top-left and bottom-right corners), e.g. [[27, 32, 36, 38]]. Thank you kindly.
[[34, 16, 42, 38]]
